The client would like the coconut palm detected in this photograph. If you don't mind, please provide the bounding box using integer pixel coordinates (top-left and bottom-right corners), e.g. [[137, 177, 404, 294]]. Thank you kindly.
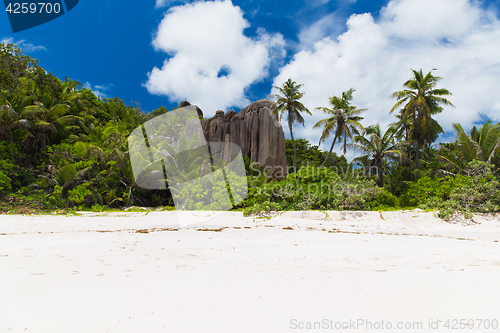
[[271, 78, 311, 173], [390, 69, 453, 171], [313, 88, 365, 167], [0, 90, 32, 142], [438, 121, 500, 173], [390, 110, 416, 178], [469, 121, 500, 162], [347, 124, 404, 187], [22, 93, 82, 156]]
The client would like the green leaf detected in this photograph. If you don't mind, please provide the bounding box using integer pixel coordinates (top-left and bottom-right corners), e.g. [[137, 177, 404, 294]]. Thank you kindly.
[[73, 141, 87, 159]]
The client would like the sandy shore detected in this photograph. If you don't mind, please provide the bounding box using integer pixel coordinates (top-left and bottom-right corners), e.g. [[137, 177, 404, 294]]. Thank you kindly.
[[1, 211, 499, 332]]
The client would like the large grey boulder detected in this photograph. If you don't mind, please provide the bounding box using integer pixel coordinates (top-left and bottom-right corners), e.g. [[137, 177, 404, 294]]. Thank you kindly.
[[201, 99, 288, 179], [178, 99, 288, 179]]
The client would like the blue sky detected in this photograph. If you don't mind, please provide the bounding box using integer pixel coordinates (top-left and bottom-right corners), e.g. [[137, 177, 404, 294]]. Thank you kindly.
[[2, 0, 500, 156]]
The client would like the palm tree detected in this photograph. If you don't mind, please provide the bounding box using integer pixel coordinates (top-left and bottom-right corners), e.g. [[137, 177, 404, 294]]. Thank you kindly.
[[438, 121, 500, 173], [271, 78, 311, 173], [347, 124, 404, 187], [390, 110, 416, 178], [22, 93, 82, 156], [469, 121, 500, 162], [313, 88, 365, 167], [0, 90, 32, 142], [390, 69, 453, 171]]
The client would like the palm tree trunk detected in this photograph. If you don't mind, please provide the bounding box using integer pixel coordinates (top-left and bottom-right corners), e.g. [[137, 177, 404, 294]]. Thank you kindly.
[[320, 139, 336, 168], [344, 133, 347, 155], [413, 110, 418, 180], [415, 141, 420, 180], [405, 127, 412, 181], [289, 119, 297, 174], [377, 161, 383, 187]]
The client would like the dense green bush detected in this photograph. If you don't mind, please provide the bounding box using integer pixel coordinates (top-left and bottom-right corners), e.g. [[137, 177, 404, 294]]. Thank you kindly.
[[68, 183, 94, 207], [400, 175, 470, 208], [0, 170, 11, 193], [46, 185, 63, 207], [385, 164, 411, 196], [367, 190, 400, 211], [397, 161, 500, 220], [438, 161, 500, 220], [285, 138, 348, 170], [243, 166, 389, 214]]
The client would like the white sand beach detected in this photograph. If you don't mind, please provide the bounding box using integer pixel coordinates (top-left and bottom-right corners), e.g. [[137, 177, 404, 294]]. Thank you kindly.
[[1, 211, 500, 332]]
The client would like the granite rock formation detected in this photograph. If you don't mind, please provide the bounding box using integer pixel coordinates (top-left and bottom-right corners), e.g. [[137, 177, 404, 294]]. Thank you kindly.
[[178, 99, 288, 179], [177, 100, 204, 119]]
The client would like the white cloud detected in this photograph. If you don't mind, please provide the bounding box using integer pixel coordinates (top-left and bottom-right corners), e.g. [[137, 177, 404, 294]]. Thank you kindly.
[[273, 0, 500, 154], [380, 0, 482, 40], [298, 13, 345, 51], [155, 0, 190, 9], [1, 38, 46, 53], [155, 0, 167, 8], [83, 82, 111, 99], [145, 0, 285, 115]]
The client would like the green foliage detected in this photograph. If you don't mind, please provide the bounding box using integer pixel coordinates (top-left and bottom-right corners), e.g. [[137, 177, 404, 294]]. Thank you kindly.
[[447, 161, 500, 214], [313, 88, 366, 157], [349, 124, 404, 187], [243, 201, 282, 216], [0, 43, 42, 92], [385, 164, 411, 196], [243, 166, 385, 213], [400, 175, 468, 207], [390, 68, 453, 169], [367, 190, 400, 211], [272, 78, 311, 173], [399, 161, 500, 219], [3, 45, 500, 221], [73, 141, 87, 159], [0, 141, 33, 192], [438, 121, 500, 173], [68, 183, 93, 206], [0, 170, 11, 193], [285, 138, 348, 170], [47, 185, 64, 207]]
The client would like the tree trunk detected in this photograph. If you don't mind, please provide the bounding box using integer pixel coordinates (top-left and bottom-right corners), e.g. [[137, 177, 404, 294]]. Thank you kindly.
[[406, 127, 413, 181], [377, 161, 384, 187], [415, 140, 420, 180], [320, 138, 336, 168], [343, 133, 347, 155], [289, 119, 297, 174], [413, 110, 418, 180]]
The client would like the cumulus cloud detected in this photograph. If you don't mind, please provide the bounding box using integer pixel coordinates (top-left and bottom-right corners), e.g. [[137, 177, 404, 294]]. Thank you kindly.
[[298, 12, 345, 51], [273, 0, 500, 154], [380, 0, 482, 40], [145, 0, 285, 115], [1, 38, 46, 52]]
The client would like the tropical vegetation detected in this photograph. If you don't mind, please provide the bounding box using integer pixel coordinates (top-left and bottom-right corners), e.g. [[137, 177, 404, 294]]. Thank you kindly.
[[313, 88, 365, 166], [271, 78, 311, 173], [1, 42, 500, 221]]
